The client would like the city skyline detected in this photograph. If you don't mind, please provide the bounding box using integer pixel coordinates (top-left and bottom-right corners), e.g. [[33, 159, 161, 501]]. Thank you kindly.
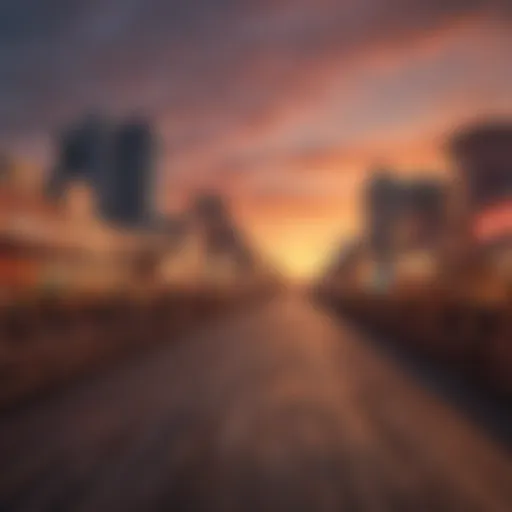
[[1, 0, 511, 277]]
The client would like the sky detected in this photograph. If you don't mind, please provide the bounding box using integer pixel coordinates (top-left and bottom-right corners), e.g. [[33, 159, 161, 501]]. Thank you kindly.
[[0, 0, 511, 277]]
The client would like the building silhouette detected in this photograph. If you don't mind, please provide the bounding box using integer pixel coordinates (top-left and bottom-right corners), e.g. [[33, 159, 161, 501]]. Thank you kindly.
[[363, 170, 447, 290], [366, 172, 446, 254], [193, 193, 255, 274], [448, 120, 512, 284], [107, 120, 154, 227], [449, 120, 512, 212], [366, 170, 399, 257], [48, 115, 110, 207], [400, 179, 446, 250], [49, 116, 155, 228]]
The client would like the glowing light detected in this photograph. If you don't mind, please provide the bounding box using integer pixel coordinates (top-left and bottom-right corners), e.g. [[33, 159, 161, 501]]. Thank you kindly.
[[473, 202, 512, 243]]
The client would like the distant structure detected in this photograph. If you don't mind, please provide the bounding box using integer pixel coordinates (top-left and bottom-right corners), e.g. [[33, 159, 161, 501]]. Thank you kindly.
[[367, 172, 445, 251], [449, 120, 512, 211], [107, 120, 154, 227], [193, 193, 255, 276], [366, 172, 393, 242], [360, 170, 447, 290], [49, 116, 155, 228], [48, 115, 109, 205], [449, 121, 512, 247], [448, 120, 512, 283], [366, 171, 399, 283], [194, 194, 234, 257], [400, 178, 446, 250]]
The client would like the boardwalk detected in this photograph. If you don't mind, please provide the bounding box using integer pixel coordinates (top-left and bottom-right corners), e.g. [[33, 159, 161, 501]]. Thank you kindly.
[[0, 295, 511, 511]]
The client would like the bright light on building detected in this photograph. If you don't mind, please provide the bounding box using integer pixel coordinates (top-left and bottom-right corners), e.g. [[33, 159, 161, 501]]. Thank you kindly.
[[473, 201, 512, 243]]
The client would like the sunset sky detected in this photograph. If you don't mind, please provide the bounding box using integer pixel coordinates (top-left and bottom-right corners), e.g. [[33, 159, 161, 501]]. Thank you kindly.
[[1, 0, 511, 277]]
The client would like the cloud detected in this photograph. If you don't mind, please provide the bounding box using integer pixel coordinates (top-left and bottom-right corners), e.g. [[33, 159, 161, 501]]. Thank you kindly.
[[1, 0, 509, 135], [1, 0, 511, 274]]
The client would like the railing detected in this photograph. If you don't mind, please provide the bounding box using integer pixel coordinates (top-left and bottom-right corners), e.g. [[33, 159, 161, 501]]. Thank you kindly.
[[0, 282, 278, 409], [316, 286, 512, 397]]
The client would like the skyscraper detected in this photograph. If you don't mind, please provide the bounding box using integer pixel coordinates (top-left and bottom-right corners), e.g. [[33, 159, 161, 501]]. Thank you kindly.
[[400, 179, 446, 250], [364, 171, 447, 289], [48, 115, 110, 205], [449, 121, 512, 212], [449, 121, 512, 280], [366, 170, 400, 258], [107, 120, 154, 227], [49, 116, 155, 228], [366, 172, 446, 253]]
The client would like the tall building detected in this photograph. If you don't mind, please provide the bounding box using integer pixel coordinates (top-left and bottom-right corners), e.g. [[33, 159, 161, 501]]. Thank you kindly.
[[366, 173, 446, 251], [366, 171, 400, 253], [48, 115, 110, 205], [364, 171, 447, 289], [49, 116, 155, 228], [107, 120, 154, 227], [365, 171, 402, 288], [448, 121, 512, 287], [449, 121, 512, 247], [399, 179, 446, 251], [450, 121, 512, 210]]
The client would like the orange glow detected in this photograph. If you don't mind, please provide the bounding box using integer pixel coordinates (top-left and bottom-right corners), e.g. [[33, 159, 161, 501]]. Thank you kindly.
[[236, 200, 359, 279], [5, 8, 512, 282], [473, 202, 512, 243]]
